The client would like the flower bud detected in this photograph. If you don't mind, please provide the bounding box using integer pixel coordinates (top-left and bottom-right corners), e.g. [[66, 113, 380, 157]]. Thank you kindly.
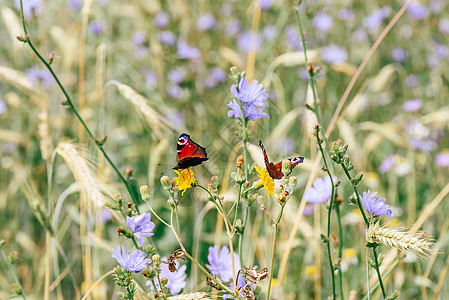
[[0, 239, 5, 247], [161, 277, 168, 286], [281, 160, 292, 177], [256, 195, 264, 204], [11, 283, 21, 294], [289, 176, 298, 187], [211, 176, 220, 189], [8, 251, 18, 264], [140, 185, 150, 201], [160, 176, 171, 191], [152, 254, 161, 266], [274, 186, 282, 195]]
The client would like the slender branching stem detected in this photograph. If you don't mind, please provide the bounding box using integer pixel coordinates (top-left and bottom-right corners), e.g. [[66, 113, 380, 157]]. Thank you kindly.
[[156, 272, 168, 300], [336, 205, 344, 300], [372, 247, 387, 298], [266, 203, 286, 300], [0, 248, 27, 300], [18, 0, 139, 210]]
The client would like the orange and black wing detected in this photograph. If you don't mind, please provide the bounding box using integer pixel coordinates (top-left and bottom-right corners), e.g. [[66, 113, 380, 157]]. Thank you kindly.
[[174, 133, 209, 170]]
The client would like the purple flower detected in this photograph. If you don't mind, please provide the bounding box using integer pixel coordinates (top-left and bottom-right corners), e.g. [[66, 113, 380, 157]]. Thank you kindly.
[[321, 45, 348, 65], [111, 246, 151, 273], [313, 12, 333, 32], [259, 0, 272, 10], [363, 7, 391, 33], [225, 20, 241, 37], [206, 246, 240, 282], [407, 2, 428, 20], [177, 40, 201, 60], [237, 31, 262, 54], [227, 99, 269, 121], [304, 176, 336, 204], [436, 152, 449, 167], [146, 257, 186, 295], [405, 74, 419, 88], [407, 119, 436, 152], [302, 204, 316, 216], [167, 67, 187, 84], [352, 28, 368, 43], [89, 21, 103, 35], [15, 0, 43, 18], [439, 19, 449, 35], [231, 77, 268, 107], [155, 11, 169, 29], [434, 44, 449, 58], [26, 67, 53, 87], [263, 25, 277, 40], [159, 31, 176, 45], [338, 9, 355, 21], [167, 84, 183, 99], [204, 67, 226, 89], [360, 190, 395, 220], [196, 13, 216, 31], [0, 99, 7, 115], [68, 0, 81, 10], [285, 25, 301, 51], [126, 212, 156, 247], [144, 70, 158, 89], [132, 31, 146, 46], [379, 155, 394, 174], [391, 47, 409, 62], [402, 99, 422, 112]]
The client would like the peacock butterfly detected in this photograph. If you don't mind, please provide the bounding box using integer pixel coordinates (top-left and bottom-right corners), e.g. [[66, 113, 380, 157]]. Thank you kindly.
[[173, 133, 209, 170], [259, 140, 304, 179]]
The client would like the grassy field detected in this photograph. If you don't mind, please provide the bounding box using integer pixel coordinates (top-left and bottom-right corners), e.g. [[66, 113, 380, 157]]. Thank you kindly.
[[1, 0, 449, 299]]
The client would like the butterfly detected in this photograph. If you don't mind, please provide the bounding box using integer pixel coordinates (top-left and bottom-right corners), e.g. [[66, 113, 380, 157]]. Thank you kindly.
[[259, 140, 304, 179], [173, 133, 209, 170]]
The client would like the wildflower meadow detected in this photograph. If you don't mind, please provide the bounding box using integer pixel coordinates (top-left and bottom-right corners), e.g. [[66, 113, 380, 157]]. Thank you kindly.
[[1, 0, 449, 299]]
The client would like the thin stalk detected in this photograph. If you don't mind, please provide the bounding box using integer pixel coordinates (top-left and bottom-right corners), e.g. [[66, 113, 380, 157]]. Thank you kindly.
[[362, 258, 400, 300], [266, 203, 286, 300], [372, 247, 386, 299], [238, 203, 250, 272], [18, 0, 139, 210], [316, 136, 336, 299], [336, 205, 344, 300], [156, 272, 168, 300], [0, 248, 27, 300], [340, 164, 369, 226]]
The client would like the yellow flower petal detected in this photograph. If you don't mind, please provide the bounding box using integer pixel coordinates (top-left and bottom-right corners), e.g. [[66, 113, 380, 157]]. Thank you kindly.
[[255, 166, 275, 198], [173, 168, 197, 195]]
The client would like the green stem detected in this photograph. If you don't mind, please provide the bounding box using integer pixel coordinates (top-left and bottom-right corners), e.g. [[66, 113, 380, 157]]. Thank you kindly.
[[340, 165, 369, 226], [0, 249, 27, 300], [316, 132, 336, 299], [18, 0, 139, 211], [232, 184, 243, 229], [266, 203, 286, 300], [238, 203, 250, 271], [362, 258, 399, 300], [156, 273, 168, 300], [372, 247, 387, 299], [336, 205, 344, 300]]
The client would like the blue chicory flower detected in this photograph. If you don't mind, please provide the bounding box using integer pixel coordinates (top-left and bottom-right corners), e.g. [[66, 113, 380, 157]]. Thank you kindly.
[[436, 151, 449, 167], [15, 0, 43, 18], [111, 246, 151, 273], [159, 31, 177, 45], [177, 40, 201, 60], [167, 67, 187, 84], [407, 2, 428, 20], [237, 31, 262, 54], [196, 13, 216, 31], [359, 190, 395, 220], [206, 246, 241, 282], [146, 257, 187, 295], [205, 67, 227, 89], [167, 84, 183, 99], [313, 12, 333, 32], [402, 99, 422, 112], [321, 45, 348, 65], [126, 212, 156, 247], [304, 176, 336, 204], [439, 19, 449, 35], [391, 47, 409, 62], [227, 77, 269, 121], [89, 20, 103, 35], [363, 6, 391, 33], [26, 67, 53, 88], [155, 11, 169, 29], [259, 0, 272, 10], [379, 155, 394, 174]]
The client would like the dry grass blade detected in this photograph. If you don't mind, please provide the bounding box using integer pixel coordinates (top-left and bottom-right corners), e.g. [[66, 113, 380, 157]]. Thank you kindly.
[[168, 292, 212, 300], [113, 82, 176, 139], [56, 142, 109, 207], [0, 66, 36, 92]]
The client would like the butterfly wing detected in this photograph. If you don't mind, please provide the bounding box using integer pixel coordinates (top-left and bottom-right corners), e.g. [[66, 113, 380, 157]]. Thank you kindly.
[[259, 140, 284, 179], [174, 133, 209, 170]]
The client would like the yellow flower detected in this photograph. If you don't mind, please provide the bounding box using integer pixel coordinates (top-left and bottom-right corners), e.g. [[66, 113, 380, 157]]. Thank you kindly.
[[255, 166, 275, 198], [173, 168, 197, 195]]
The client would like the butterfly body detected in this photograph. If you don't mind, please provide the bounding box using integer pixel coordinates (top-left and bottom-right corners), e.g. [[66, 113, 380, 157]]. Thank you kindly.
[[173, 133, 208, 170], [259, 140, 304, 179]]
